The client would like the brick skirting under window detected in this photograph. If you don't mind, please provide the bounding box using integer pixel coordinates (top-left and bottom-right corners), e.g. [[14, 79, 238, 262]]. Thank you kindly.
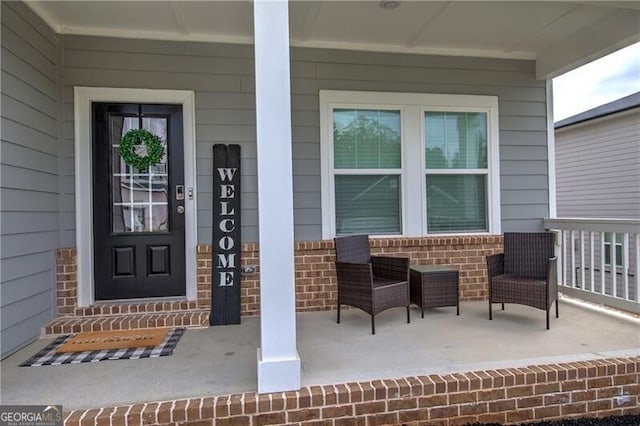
[[56, 236, 503, 318], [62, 356, 639, 425]]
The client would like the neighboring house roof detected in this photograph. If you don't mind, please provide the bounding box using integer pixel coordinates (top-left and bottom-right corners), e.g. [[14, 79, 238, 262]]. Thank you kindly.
[[555, 91, 640, 129]]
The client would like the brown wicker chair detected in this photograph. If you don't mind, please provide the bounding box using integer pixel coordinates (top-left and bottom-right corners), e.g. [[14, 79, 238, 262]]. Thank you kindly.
[[486, 232, 558, 329], [334, 234, 410, 334]]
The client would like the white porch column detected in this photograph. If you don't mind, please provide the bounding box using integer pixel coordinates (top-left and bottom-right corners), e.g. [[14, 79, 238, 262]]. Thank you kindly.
[[253, 0, 301, 393]]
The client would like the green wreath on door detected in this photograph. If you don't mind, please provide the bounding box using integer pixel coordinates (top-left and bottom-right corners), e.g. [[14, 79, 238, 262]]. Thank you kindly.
[[118, 129, 165, 170]]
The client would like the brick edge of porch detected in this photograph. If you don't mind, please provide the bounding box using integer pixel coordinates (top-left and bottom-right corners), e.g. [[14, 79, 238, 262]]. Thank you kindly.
[[63, 356, 639, 426], [42, 311, 210, 336]]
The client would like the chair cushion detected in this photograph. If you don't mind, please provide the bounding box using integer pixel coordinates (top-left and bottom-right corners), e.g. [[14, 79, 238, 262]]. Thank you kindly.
[[373, 276, 406, 288], [491, 274, 548, 310]]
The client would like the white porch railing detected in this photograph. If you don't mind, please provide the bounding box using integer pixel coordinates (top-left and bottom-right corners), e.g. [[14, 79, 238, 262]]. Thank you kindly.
[[543, 218, 640, 314]]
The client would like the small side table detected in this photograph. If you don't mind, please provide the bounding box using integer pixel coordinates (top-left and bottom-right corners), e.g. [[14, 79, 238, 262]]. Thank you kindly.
[[410, 265, 460, 318]]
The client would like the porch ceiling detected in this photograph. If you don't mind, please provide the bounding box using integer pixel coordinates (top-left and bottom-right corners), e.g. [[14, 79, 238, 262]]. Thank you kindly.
[[26, 1, 640, 79]]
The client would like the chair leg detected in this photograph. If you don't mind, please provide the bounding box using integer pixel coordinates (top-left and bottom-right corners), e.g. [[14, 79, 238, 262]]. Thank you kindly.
[[501, 303, 505, 310], [546, 309, 550, 330], [337, 303, 340, 324], [556, 300, 559, 318], [371, 315, 375, 335], [456, 302, 460, 316], [489, 301, 492, 320], [421, 307, 424, 319], [407, 306, 410, 323]]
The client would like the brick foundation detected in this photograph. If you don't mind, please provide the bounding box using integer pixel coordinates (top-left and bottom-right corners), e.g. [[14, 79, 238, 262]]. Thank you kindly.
[[54, 236, 502, 324], [56, 248, 78, 316], [62, 356, 639, 425]]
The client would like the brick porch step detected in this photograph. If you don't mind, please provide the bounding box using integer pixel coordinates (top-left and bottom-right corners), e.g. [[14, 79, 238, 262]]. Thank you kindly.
[[42, 311, 210, 336]]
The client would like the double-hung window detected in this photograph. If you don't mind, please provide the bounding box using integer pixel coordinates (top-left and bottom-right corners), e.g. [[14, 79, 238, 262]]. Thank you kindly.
[[332, 108, 402, 235], [320, 91, 500, 238], [425, 111, 489, 233]]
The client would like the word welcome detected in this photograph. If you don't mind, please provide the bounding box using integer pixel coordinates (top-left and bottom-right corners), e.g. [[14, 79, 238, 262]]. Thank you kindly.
[[216, 167, 237, 287]]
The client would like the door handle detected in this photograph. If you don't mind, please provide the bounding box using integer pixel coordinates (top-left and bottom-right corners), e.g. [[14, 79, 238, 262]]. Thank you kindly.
[[176, 185, 185, 201]]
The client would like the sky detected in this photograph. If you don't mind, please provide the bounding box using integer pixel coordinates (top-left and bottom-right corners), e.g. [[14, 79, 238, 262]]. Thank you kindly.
[[553, 41, 640, 122]]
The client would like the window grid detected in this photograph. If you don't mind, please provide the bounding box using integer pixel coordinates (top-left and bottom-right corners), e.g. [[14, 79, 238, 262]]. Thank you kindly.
[[111, 116, 169, 233]]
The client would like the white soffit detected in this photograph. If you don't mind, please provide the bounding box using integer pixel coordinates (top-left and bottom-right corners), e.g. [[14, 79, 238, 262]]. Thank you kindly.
[[25, 1, 640, 78]]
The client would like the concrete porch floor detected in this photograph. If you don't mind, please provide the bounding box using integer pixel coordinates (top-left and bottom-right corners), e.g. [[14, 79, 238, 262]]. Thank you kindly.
[[1, 298, 638, 412]]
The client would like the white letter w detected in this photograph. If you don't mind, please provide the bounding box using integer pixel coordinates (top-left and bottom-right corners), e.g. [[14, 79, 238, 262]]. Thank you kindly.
[[217, 168, 237, 182]]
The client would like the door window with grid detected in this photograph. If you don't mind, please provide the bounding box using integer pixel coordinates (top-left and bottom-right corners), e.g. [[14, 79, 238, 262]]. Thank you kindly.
[[111, 116, 169, 233]]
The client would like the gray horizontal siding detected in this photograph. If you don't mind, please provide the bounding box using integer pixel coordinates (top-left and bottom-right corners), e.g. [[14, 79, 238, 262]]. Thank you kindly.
[[0, 311, 53, 361], [1, 232, 59, 259], [2, 139, 58, 174], [1, 252, 56, 284], [1, 1, 59, 358], [287, 78, 546, 101], [61, 34, 548, 245], [2, 270, 54, 306], [0, 2, 57, 61], [1, 48, 56, 99], [1, 164, 58, 193], [556, 110, 640, 219], [2, 117, 58, 155], [0, 188, 59, 211]]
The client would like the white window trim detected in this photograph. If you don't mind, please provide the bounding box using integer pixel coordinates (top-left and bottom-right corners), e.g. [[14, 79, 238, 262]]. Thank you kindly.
[[421, 105, 498, 235], [604, 234, 625, 269], [320, 90, 501, 239], [74, 87, 197, 307]]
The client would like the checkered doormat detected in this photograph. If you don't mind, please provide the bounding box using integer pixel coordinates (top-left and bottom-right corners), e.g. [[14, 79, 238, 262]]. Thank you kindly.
[[20, 328, 186, 367]]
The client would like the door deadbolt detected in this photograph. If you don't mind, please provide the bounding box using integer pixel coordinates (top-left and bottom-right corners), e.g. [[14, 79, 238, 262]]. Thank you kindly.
[[176, 185, 185, 201], [177, 205, 185, 214]]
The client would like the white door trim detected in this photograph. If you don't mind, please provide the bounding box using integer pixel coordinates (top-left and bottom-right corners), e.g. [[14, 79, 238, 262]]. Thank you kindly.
[[74, 87, 197, 307]]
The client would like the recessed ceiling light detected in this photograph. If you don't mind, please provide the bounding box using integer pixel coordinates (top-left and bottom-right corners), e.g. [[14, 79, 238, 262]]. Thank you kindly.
[[379, 0, 401, 10]]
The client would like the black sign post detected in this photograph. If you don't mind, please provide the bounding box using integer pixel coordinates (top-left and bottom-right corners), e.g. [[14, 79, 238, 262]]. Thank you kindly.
[[211, 144, 241, 325]]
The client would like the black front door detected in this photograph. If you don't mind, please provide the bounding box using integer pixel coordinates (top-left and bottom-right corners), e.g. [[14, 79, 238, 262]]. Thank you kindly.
[[93, 103, 185, 300]]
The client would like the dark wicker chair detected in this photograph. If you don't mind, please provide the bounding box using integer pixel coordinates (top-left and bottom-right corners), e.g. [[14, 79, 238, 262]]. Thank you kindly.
[[334, 234, 410, 334], [486, 232, 558, 329]]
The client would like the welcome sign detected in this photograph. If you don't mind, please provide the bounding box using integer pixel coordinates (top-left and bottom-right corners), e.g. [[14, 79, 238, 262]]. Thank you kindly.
[[211, 144, 241, 325]]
